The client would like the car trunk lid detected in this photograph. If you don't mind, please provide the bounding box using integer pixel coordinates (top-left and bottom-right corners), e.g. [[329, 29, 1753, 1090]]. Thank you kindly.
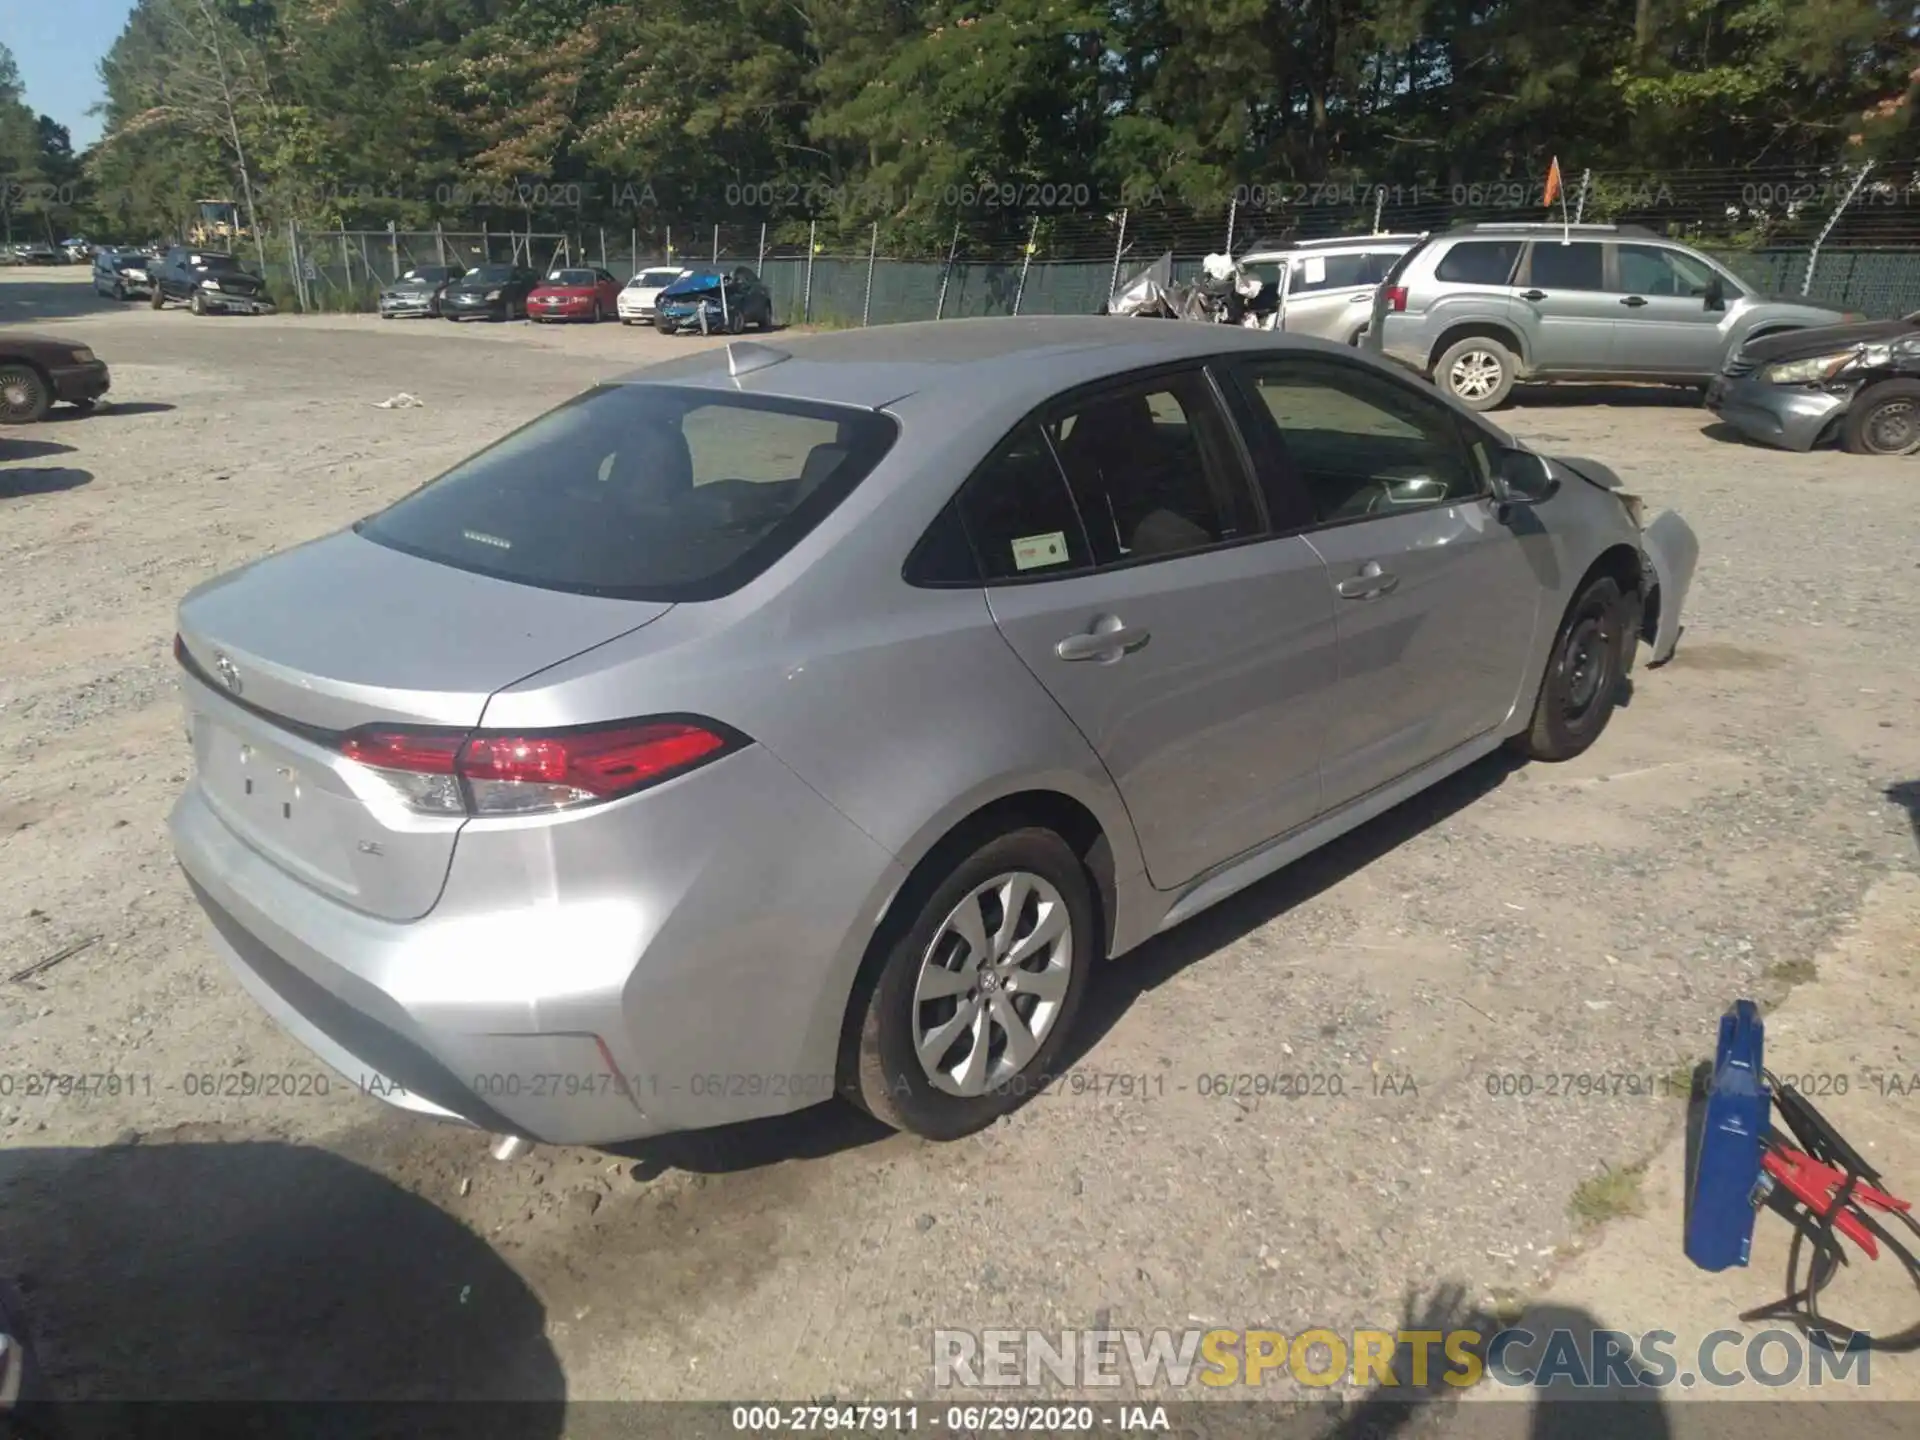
[[176, 531, 671, 920]]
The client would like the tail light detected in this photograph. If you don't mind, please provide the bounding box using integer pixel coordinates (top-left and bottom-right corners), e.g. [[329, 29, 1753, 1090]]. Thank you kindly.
[[338, 719, 742, 816], [1385, 285, 1408, 312]]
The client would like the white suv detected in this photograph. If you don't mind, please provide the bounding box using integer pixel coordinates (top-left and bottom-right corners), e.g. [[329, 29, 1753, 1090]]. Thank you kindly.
[[1237, 234, 1423, 344]]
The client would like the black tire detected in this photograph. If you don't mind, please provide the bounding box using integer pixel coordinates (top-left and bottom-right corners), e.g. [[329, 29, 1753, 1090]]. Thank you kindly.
[[111, 280, 125, 302], [845, 827, 1097, 1140], [0, 363, 52, 425], [590, 301, 602, 323], [1512, 575, 1632, 762], [1434, 335, 1518, 411], [757, 304, 775, 332], [1841, 379, 1920, 457], [149, 287, 165, 310], [188, 290, 207, 316]]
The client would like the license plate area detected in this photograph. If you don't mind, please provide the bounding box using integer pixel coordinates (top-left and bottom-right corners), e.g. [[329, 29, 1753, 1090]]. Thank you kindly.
[[190, 708, 358, 895]]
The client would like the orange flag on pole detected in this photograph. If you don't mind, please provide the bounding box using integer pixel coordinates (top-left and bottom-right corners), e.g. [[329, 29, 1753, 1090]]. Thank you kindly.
[[1543, 157, 1564, 209]]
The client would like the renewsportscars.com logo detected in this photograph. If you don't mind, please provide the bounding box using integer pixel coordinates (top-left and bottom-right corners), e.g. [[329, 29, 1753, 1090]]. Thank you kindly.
[[932, 1326, 1873, 1391]]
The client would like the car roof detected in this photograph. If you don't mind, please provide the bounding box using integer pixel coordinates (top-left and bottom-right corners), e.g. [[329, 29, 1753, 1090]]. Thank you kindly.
[[610, 316, 1368, 410], [1241, 233, 1423, 257]]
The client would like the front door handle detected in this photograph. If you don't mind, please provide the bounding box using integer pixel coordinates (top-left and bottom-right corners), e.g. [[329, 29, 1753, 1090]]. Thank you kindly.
[[1620, 295, 1649, 308], [1520, 289, 1548, 301], [1055, 615, 1152, 662], [1335, 561, 1400, 600], [1349, 292, 1373, 303]]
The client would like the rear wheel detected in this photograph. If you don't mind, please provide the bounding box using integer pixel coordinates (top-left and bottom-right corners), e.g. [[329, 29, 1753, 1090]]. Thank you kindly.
[[0, 363, 52, 425], [845, 828, 1095, 1140], [1435, 335, 1517, 411], [1512, 575, 1632, 762], [727, 306, 747, 335], [1842, 380, 1920, 457]]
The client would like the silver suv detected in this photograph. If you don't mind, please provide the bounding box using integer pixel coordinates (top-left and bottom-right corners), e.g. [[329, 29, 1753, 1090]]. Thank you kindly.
[[1367, 223, 1849, 410], [1239, 233, 1422, 344]]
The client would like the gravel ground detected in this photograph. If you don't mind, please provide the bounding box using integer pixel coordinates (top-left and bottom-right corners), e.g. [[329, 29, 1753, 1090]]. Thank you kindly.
[[2, 269, 1917, 1423]]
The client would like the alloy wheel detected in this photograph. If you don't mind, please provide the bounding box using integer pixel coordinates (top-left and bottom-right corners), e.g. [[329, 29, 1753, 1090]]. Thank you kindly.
[[912, 871, 1073, 1097], [1448, 350, 1504, 402]]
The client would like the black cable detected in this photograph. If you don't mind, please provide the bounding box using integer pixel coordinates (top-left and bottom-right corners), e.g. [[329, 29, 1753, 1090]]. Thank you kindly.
[[1740, 1074, 1920, 1351]]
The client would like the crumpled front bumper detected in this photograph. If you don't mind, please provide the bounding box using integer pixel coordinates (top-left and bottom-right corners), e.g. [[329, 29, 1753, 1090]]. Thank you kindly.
[[1640, 509, 1699, 666], [198, 289, 275, 316], [1705, 374, 1850, 452]]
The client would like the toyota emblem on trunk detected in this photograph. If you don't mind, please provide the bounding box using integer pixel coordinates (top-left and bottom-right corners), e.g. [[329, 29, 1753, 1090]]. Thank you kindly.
[[214, 653, 243, 695]]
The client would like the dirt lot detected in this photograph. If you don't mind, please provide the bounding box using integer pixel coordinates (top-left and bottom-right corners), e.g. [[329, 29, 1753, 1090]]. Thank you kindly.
[[3, 267, 1919, 1426]]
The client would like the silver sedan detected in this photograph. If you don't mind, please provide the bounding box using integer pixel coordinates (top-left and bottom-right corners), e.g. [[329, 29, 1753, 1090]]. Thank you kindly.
[[169, 318, 1697, 1146]]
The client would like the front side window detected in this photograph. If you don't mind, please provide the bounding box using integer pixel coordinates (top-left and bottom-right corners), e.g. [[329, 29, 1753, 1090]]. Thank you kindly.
[[1434, 241, 1521, 286], [1525, 241, 1605, 290], [1235, 358, 1481, 524], [1614, 244, 1718, 298], [1044, 375, 1254, 565], [357, 384, 898, 601]]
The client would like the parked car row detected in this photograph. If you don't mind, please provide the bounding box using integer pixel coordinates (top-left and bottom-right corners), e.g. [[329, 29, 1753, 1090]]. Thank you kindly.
[[375, 261, 777, 333]]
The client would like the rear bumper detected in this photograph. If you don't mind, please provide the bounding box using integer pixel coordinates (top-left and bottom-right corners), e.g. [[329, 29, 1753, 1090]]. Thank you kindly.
[[1705, 375, 1849, 452], [169, 744, 905, 1146], [50, 361, 110, 403]]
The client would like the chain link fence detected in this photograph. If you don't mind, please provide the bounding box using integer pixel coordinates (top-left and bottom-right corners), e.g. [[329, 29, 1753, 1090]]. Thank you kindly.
[[269, 159, 1920, 322]]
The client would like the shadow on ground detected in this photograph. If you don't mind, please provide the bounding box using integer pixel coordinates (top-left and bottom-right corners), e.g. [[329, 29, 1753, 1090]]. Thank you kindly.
[[0, 278, 120, 324], [1884, 780, 1920, 853], [37, 401, 178, 422], [1060, 748, 1527, 1071], [0, 465, 91, 498], [1507, 383, 1706, 410], [0, 1138, 565, 1433]]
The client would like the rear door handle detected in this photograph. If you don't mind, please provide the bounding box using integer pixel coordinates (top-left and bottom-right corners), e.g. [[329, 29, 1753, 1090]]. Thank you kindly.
[[1620, 295, 1649, 308], [1335, 561, 1399, 600], [1520, 289, 1547, 301], [1349, 292, 1372, 303], [1055, 616, 1152, 662]]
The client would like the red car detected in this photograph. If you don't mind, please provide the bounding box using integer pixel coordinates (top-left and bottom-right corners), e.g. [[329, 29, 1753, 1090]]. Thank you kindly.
[[527, 266, 621, 323]]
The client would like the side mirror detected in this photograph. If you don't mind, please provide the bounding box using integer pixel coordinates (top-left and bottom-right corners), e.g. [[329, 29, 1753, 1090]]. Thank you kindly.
[[1491, 448, 1557, 507], [1704, 274, 1726, 313]]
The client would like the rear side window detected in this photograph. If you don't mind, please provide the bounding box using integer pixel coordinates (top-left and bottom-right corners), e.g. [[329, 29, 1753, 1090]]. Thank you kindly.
[[1291, 252, 1374, 292], [1525, 241, 1605, 290], [954, 424, 1092, 581], [357, 384, 898, 601], [1435, 241, 1521, 285], [1045, 376, 1254, 564]]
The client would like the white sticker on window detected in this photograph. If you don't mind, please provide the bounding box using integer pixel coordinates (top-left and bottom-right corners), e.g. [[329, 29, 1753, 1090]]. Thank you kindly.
[[1012, 532, 1070, 571], [1302, 256, 1326, 285]]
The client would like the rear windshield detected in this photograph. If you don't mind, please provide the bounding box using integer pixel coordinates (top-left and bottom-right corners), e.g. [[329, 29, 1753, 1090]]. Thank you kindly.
[[357, 384, 900, 601]]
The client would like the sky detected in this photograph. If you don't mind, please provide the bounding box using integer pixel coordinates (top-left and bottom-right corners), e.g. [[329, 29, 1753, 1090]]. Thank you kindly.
[[4, 1, 137, 149]]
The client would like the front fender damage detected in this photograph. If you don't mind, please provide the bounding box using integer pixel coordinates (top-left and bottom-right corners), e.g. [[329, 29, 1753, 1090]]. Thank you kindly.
[[1639, 509, 1699, 666]]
